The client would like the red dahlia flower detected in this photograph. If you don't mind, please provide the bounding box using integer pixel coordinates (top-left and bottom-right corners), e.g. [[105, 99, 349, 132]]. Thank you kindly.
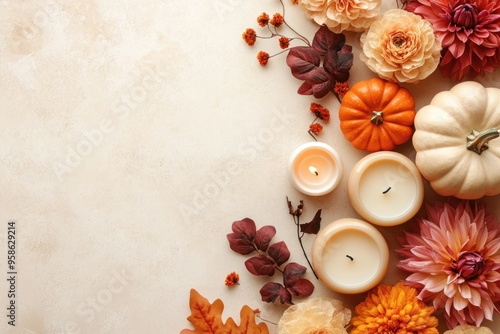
[[407, 0, 500, 81]]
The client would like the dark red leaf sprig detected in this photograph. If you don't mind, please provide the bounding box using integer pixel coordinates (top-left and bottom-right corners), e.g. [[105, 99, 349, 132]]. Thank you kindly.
[[241, 0, 353, 100], [286, 25, 353, 100], [286, 197, 321, 279], [227, 218, 314, 305]]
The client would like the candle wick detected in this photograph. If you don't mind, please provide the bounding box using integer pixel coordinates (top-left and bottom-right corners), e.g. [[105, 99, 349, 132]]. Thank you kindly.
[[382, 187, 392, 194], [309, 166, 319, 176], [346, 255, 354, 261]]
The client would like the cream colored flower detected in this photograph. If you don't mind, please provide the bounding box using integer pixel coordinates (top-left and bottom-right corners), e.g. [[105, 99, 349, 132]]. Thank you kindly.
[[444, 325, 494, 334], [360, 9, 441, 83], [298, 0, 381, 33], [278, 298, 350, 334]]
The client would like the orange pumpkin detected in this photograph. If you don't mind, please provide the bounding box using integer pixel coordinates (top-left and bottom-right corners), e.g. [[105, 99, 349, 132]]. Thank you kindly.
[[339, 78, 416, 152]]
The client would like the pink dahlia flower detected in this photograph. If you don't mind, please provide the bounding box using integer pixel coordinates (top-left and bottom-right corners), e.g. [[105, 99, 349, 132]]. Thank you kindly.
[[406, 0, 500, 81], [397, 200, 500, 328]]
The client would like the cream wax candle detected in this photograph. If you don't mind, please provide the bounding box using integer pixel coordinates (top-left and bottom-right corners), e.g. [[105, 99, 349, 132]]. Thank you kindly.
[[288, 142, 343, 196], [348, 151, 424, 226], [312, 218, 389, 294]]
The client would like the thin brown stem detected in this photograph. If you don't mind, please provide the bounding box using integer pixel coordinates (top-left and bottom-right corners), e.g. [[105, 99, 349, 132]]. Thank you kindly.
[[330, 89, 342, 103], [308, 116, 319, 141], [257, 35, 277, 40], [268, 48, 293, 59], [310, 115, 319, 126], [284, 21, 311, 46], [255, 313, 278, 326], [294, 215, 319, 279], [308, 130, 318, 141], [279, 0, 311, 46]]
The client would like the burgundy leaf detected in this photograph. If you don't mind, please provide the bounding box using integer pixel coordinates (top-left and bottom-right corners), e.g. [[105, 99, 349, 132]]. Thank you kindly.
[[286, 278, 315, 297], [297, 200, 304, 216], [226, 233, 255, 255], [286, 47, 321, 80], [283, 262, 307, 283], [259, 282, 281, 303], [312, 25, 346, 55], [312, 81, 333, 98], [286, 197, 304, 217], [324, 45, 353, 82], [268, 241, 290, 266], [231, 218, 256, 240], [245, 255, 276, 276], [308, 67, 334, 94], [300, 209, 322, 235], [254, 225, 276, 252], [296, 67, 334, 98], [286, 196, 295, 215], [260, 282, 292, 304], [297, 81, 314, 95]]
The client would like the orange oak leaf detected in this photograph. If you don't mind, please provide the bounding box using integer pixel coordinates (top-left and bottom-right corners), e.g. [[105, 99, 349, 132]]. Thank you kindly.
[[181, 289, 269, 334], [225, 305, 269, 334]]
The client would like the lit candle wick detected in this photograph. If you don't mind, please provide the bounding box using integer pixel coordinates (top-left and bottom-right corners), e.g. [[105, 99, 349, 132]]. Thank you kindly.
[[309, 166, 319, 176], [382, 187, 392, 194], [346, 255, 354, 261]]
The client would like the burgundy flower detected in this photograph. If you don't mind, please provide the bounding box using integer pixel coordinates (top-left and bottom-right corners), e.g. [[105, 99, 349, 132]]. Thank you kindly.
[[453, 251, 486, 281], [407, 0, 500, 81]]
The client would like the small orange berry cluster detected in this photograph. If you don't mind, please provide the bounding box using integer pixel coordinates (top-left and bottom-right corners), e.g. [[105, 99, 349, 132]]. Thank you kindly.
[[242, 1, 305, 66], [309, 103, 330, 136], [224, 272, 240, 287], [333, 82, 349, 99]]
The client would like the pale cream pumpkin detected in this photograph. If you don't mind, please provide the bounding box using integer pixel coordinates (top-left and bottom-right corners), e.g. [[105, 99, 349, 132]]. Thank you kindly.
[[413, 81, 500, 199]]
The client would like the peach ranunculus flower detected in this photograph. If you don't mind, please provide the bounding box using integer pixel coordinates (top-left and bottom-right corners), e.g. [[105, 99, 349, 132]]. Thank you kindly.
[[278, 298, 350, 334], [360, 9, 441, 83], [444, 325, 494, 334], [298, 0, 381, 33]]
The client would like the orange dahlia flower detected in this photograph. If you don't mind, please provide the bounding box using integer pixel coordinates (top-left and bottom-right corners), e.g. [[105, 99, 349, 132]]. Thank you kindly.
[[351, 282, 438, 334]]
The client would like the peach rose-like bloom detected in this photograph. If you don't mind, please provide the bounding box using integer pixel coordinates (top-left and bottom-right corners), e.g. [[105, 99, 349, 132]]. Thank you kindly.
[[298, 0, 381, 33], [360, 9, 441, 83], [278, 298, 350, 334], [444, 325, 494, 334]]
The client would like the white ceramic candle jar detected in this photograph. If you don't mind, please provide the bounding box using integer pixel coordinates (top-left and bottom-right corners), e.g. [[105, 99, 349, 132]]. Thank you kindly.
[[348, 151, 424, 226], [312, 218, 389, 294]]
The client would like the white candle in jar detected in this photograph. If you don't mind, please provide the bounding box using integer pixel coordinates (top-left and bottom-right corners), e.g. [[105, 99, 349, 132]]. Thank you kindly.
[[288, 142, 343, 196], [312, 218, 389, 294], [348, 151, 424, 226]]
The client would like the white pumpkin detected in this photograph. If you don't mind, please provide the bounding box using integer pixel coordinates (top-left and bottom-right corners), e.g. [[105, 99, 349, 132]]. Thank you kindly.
[[413, 81, 500, 199]]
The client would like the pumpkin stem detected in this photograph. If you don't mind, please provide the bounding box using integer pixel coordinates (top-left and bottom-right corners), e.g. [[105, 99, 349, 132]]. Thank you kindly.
[[466, 128, 500, 155], [371, 111, 384, 125]]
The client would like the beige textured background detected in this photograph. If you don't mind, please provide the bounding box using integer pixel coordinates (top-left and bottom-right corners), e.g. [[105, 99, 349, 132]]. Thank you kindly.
[[0, 0, 499, 333]]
